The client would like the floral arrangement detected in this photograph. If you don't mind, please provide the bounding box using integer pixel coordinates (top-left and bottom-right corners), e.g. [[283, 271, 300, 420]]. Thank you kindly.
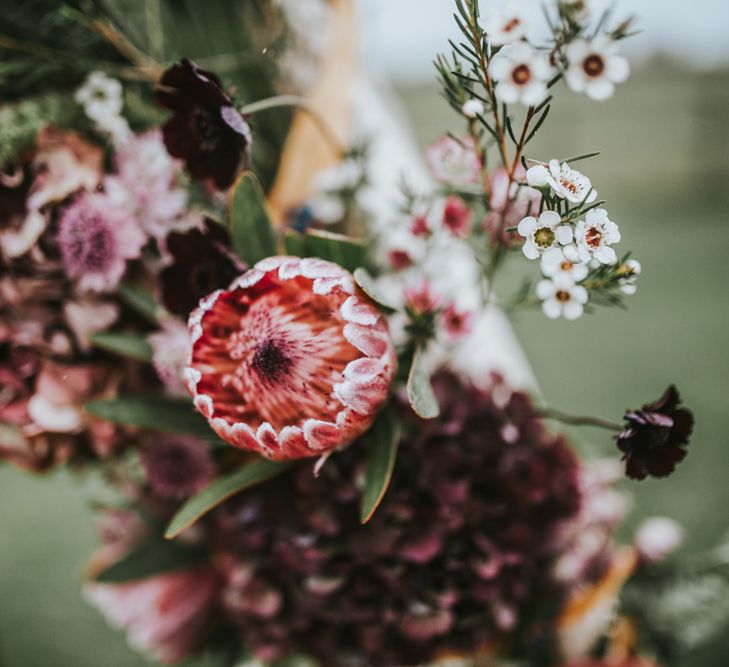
[[1, 1, 727, 666]]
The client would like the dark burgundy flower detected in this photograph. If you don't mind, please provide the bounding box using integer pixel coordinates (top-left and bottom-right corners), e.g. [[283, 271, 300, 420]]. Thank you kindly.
[[160, 219, 245, 316], [157, 59, 251, 189], [140, 435, 215, 499], [617, 385, 693, 480], [205, 371, 583, 665]]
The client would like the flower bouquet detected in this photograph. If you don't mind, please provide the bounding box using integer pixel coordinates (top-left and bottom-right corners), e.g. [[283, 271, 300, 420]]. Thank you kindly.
[[1, 1, 728, 666]]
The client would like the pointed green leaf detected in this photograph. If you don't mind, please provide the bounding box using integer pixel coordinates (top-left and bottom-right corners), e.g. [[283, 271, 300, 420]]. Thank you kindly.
[[360, 409, 401, 524], [353, 268, 397, 313], [283, 229, 366, 273], [229, 171, 277, 265], [84, 396, 212, 436], [406, 346, 440, 419], [90, 332, 153, 361], [118, 282, 163, 324], [95, 538, 206, 583], [165, 458, 293, 539]]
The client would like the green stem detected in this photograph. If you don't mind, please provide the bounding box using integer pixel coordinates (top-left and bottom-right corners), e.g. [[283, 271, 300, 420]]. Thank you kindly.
[[239, 95, 346, 156], [541, 407, 623, 431]]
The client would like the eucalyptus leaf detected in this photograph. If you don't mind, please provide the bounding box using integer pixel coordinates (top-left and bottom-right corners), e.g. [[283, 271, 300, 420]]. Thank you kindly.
[[360, 409, 401, 524], [85, 396, 212, 436], [283, 229, 366, 273], [406, 346, 440, 419], [90, 332, 153, 361], [118, 282, 163, 324], [228, 171, 277, 265], [95, 538, 207, 583], [353, 268, 397, 313], [165, 458, 293, 539]]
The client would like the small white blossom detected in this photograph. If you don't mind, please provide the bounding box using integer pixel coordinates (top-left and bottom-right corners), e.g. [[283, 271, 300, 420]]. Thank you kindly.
[[75, 71, 131, 146], [565, 36, 630, 101], [313, 159, 363, 192], [572, 208, 621, 265], [527, 159, 597, 204], [483, 1, 533, 46], [462, 99, 485, 119], [75, 71, 124, 120], [635, 517, 684, 564], [618, 258, 641, 295], [559, 0, 609, 22], [517, 210, 573, 260], [489, 43, 552, 107], [541, 249, 589, 282], [537, 274, 588, 320], [308, 192, 346, 224]]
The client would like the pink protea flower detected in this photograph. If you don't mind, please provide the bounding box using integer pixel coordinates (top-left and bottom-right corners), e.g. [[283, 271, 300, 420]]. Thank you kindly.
[[426, 135, 481, 186], [185, 256, 396, 461], [57, 192, 145, 292]]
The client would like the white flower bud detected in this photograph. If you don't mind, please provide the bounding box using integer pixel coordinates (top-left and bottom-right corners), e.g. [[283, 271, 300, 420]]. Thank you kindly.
[[462, 99, 485, 118], [635, 516, 684, 563]]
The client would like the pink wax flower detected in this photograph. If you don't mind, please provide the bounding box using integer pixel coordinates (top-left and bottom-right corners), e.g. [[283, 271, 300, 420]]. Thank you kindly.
[[185, 257, 396, 461], [483, 166, 540, 246], [442, 195, 472, 237], [439, 303, 474, 342], [404, 281, 441, 316], [388, 248, 414, 271], [84, 566, 219, 664], [57, 191, 146, 293], [426, 135, 481, 186]]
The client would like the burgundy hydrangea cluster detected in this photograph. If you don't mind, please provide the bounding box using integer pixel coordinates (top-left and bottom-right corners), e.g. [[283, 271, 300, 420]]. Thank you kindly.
[[206, 371, 583, 665]]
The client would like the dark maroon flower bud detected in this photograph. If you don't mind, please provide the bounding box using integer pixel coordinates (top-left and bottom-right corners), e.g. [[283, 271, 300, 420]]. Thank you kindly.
[[616, 385, 694, 480], [160, 219, 245, 316], [157, 59, 252, 190], [140, 435, 215, 499]]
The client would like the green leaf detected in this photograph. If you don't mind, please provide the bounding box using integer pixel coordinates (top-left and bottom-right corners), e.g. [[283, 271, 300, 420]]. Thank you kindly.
[[165, 458, 293, 539], [353, 268, 397, 313], [90, 332, 153, 361], [228, 171, 277, 265], [283, 229, 366, 273], [360, 409, 401, 524], [95, 538, 206, 583], [84, 396, 212, 436], [406, 346, 440, 419], [118, 282, 163, 324]]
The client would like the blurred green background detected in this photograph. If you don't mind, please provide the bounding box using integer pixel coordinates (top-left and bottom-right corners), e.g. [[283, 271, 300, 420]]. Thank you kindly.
[[1, 61, 728, 666]]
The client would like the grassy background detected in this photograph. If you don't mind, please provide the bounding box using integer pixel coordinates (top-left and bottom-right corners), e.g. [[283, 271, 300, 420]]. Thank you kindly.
[[1, 61, 728, 666]]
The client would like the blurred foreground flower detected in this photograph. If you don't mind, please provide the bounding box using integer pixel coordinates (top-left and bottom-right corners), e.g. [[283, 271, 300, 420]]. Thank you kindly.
[[207, 372, 584, 665], [617, 386, 693, 480], [158, 59, 252, 189], [185, 257, 396, 460]]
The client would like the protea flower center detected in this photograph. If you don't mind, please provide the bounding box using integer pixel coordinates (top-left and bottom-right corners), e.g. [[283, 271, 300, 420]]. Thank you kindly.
[[185, 256, 397, 460]]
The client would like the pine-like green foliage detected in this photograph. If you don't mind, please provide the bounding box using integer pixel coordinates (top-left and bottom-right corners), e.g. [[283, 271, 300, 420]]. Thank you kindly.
[[0, 0, 290, 187]]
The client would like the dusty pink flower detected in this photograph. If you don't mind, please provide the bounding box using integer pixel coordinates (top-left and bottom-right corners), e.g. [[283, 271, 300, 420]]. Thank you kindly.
[[442, 196, 472, 237], [104, 130, 196, 240], [149, 319, 191, 396], [185, 257, 396, 460], [84, 566, 219, 664], [57, 192, 145, 292], [439, 303, 474, 342], [426, 135, 481, 186]]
